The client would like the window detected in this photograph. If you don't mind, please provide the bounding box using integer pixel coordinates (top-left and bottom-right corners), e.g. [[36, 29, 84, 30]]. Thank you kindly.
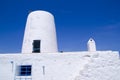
[[18, 65, 32, 76], [32, 40, 40, 53]]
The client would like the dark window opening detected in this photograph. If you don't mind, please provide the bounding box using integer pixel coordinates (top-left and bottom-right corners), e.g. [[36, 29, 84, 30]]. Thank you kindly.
[[32, 40, 40, 53], [17, 65, 32, 76]]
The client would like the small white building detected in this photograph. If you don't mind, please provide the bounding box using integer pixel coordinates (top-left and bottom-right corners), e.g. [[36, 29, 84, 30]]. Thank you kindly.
[[0, 10, 120, 80]]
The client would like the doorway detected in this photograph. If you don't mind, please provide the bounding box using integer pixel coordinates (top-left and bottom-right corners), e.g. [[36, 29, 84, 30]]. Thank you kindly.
[[32, 40, 40, 53]]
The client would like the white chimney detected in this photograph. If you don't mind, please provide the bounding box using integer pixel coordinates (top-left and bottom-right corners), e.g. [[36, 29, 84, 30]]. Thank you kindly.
[[87, 38, 96, 52]]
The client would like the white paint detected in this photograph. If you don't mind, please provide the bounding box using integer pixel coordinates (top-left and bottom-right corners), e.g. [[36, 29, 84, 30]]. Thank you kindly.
[[87, 38, 96, 52], [22, 10, 58, 53], [0, 51, 120, 80]]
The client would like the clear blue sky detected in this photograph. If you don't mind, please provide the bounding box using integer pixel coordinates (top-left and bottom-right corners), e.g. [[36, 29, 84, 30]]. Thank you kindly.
[[0, 0, 120, 53]]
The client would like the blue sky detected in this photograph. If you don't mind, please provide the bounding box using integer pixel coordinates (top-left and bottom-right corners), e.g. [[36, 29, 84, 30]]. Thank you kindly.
[[0, 0, 120, 53]]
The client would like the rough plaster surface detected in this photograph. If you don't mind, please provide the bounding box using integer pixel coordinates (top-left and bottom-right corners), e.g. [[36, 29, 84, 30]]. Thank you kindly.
[[0, 51, 120, 80]]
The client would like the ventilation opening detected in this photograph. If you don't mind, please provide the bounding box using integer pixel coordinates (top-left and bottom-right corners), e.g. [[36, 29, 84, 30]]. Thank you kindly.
[[32, 40, 40, 53]]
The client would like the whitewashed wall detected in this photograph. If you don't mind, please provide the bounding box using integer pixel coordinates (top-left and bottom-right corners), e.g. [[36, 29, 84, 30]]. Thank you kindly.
[[0, 51, 120, 80], [22, 10, 58, 53]]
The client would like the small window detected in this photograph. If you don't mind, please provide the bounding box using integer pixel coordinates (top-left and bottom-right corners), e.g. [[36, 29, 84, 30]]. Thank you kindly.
[[32, 40, 40, 53], [17, 65, 32, 76]]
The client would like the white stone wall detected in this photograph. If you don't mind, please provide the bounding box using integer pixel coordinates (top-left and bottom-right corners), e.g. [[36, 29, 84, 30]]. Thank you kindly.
[[0, 51, 120, 80]]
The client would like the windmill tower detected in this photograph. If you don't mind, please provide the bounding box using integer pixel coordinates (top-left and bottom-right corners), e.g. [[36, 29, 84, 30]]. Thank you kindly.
[[22, 10, 58, 53]]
